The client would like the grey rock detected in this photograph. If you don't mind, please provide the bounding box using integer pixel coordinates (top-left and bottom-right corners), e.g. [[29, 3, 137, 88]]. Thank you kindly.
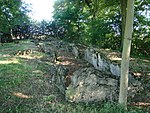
[[84, 48, 120, 77], [66, 67, 119, 103], [110, 64, 120, 77], [50, 65, 68, 97], [70, 44, 79, 58]]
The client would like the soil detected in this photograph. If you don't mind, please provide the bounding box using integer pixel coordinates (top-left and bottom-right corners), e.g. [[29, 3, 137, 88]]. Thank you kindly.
[[34, 37, 150, 108], [0, 37, 149, 112]]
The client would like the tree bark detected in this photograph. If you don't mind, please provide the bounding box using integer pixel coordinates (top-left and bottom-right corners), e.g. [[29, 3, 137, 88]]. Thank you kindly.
[[119, 0, 134, 109], [120, 0, 127, 50]]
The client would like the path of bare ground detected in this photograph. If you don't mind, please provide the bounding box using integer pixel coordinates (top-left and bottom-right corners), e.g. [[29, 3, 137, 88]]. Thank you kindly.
[[0, 37, 149, 112]]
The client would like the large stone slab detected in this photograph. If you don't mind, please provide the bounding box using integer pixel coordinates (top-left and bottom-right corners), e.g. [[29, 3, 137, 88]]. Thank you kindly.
[[84, 48, 121, 77], [66, 67, 119, 103]]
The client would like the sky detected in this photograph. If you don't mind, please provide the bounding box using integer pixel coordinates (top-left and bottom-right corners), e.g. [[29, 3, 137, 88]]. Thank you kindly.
[[23, 0, 56, 21]]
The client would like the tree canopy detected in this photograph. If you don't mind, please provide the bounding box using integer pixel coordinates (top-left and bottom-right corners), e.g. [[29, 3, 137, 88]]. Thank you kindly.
[[53, 0, 150, 56], [0, 0, 30, 33]]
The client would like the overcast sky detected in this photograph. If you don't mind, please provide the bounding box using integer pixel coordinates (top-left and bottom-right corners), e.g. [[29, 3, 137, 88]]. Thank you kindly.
[[23, 0, 55, 21]]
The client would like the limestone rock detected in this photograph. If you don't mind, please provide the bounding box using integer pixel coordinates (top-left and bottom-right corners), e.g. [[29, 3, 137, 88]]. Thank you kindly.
[[50, 65, 68, 97], [66, 67, 119, 103], [70, 44, 79, 58], [84, 48, 121, 77]]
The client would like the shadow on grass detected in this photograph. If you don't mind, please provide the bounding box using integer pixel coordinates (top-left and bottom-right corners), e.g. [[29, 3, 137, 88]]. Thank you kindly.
[[0, 39, 149, 112]]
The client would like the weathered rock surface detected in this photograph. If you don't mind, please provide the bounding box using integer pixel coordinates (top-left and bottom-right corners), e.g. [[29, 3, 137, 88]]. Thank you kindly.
[[34, 38, 142, 103], [70, 44, 79, 58], [84, 48, 121, 77], [66, 67, 119, 103], [70, 45, 121, 77], [49, 65, 68, 98]]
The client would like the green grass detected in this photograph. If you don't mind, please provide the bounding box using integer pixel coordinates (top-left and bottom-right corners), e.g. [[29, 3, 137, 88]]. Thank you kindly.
[[0, 40, 149, 113], [0, 40, 37, 112], [0, 63, 34, 113], [0, 43, 24, 55]]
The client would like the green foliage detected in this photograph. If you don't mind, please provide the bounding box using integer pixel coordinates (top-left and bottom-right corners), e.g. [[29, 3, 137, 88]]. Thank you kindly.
[[0, 40, 149, 112], [53, 0, 150, 56], [53, 0, 82, 40], [0, 0, 30, 33], [132, 0, 150, 56]]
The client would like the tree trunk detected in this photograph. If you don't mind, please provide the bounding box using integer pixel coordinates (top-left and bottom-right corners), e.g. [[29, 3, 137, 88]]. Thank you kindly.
[[120, 0, 127, 50], [119, 0, 134, 109], [10, 28, 14, 39]]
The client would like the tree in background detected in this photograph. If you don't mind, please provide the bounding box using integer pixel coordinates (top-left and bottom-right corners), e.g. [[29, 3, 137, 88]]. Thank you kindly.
[[53, 0, 150, 56], [53, 0, 83, 40], [120, 0, 150, 55], [0, 0, 31, 42], [132, 0, 150, 55]]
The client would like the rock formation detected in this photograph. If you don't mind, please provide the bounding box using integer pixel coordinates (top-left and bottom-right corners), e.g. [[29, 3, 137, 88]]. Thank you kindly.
[[66, 67, 119, 103]]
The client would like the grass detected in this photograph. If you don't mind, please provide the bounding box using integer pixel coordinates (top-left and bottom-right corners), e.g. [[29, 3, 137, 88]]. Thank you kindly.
[[0, 40, 149, 113], [0, 40, 40, 112], [0, 42, 28, 55]]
